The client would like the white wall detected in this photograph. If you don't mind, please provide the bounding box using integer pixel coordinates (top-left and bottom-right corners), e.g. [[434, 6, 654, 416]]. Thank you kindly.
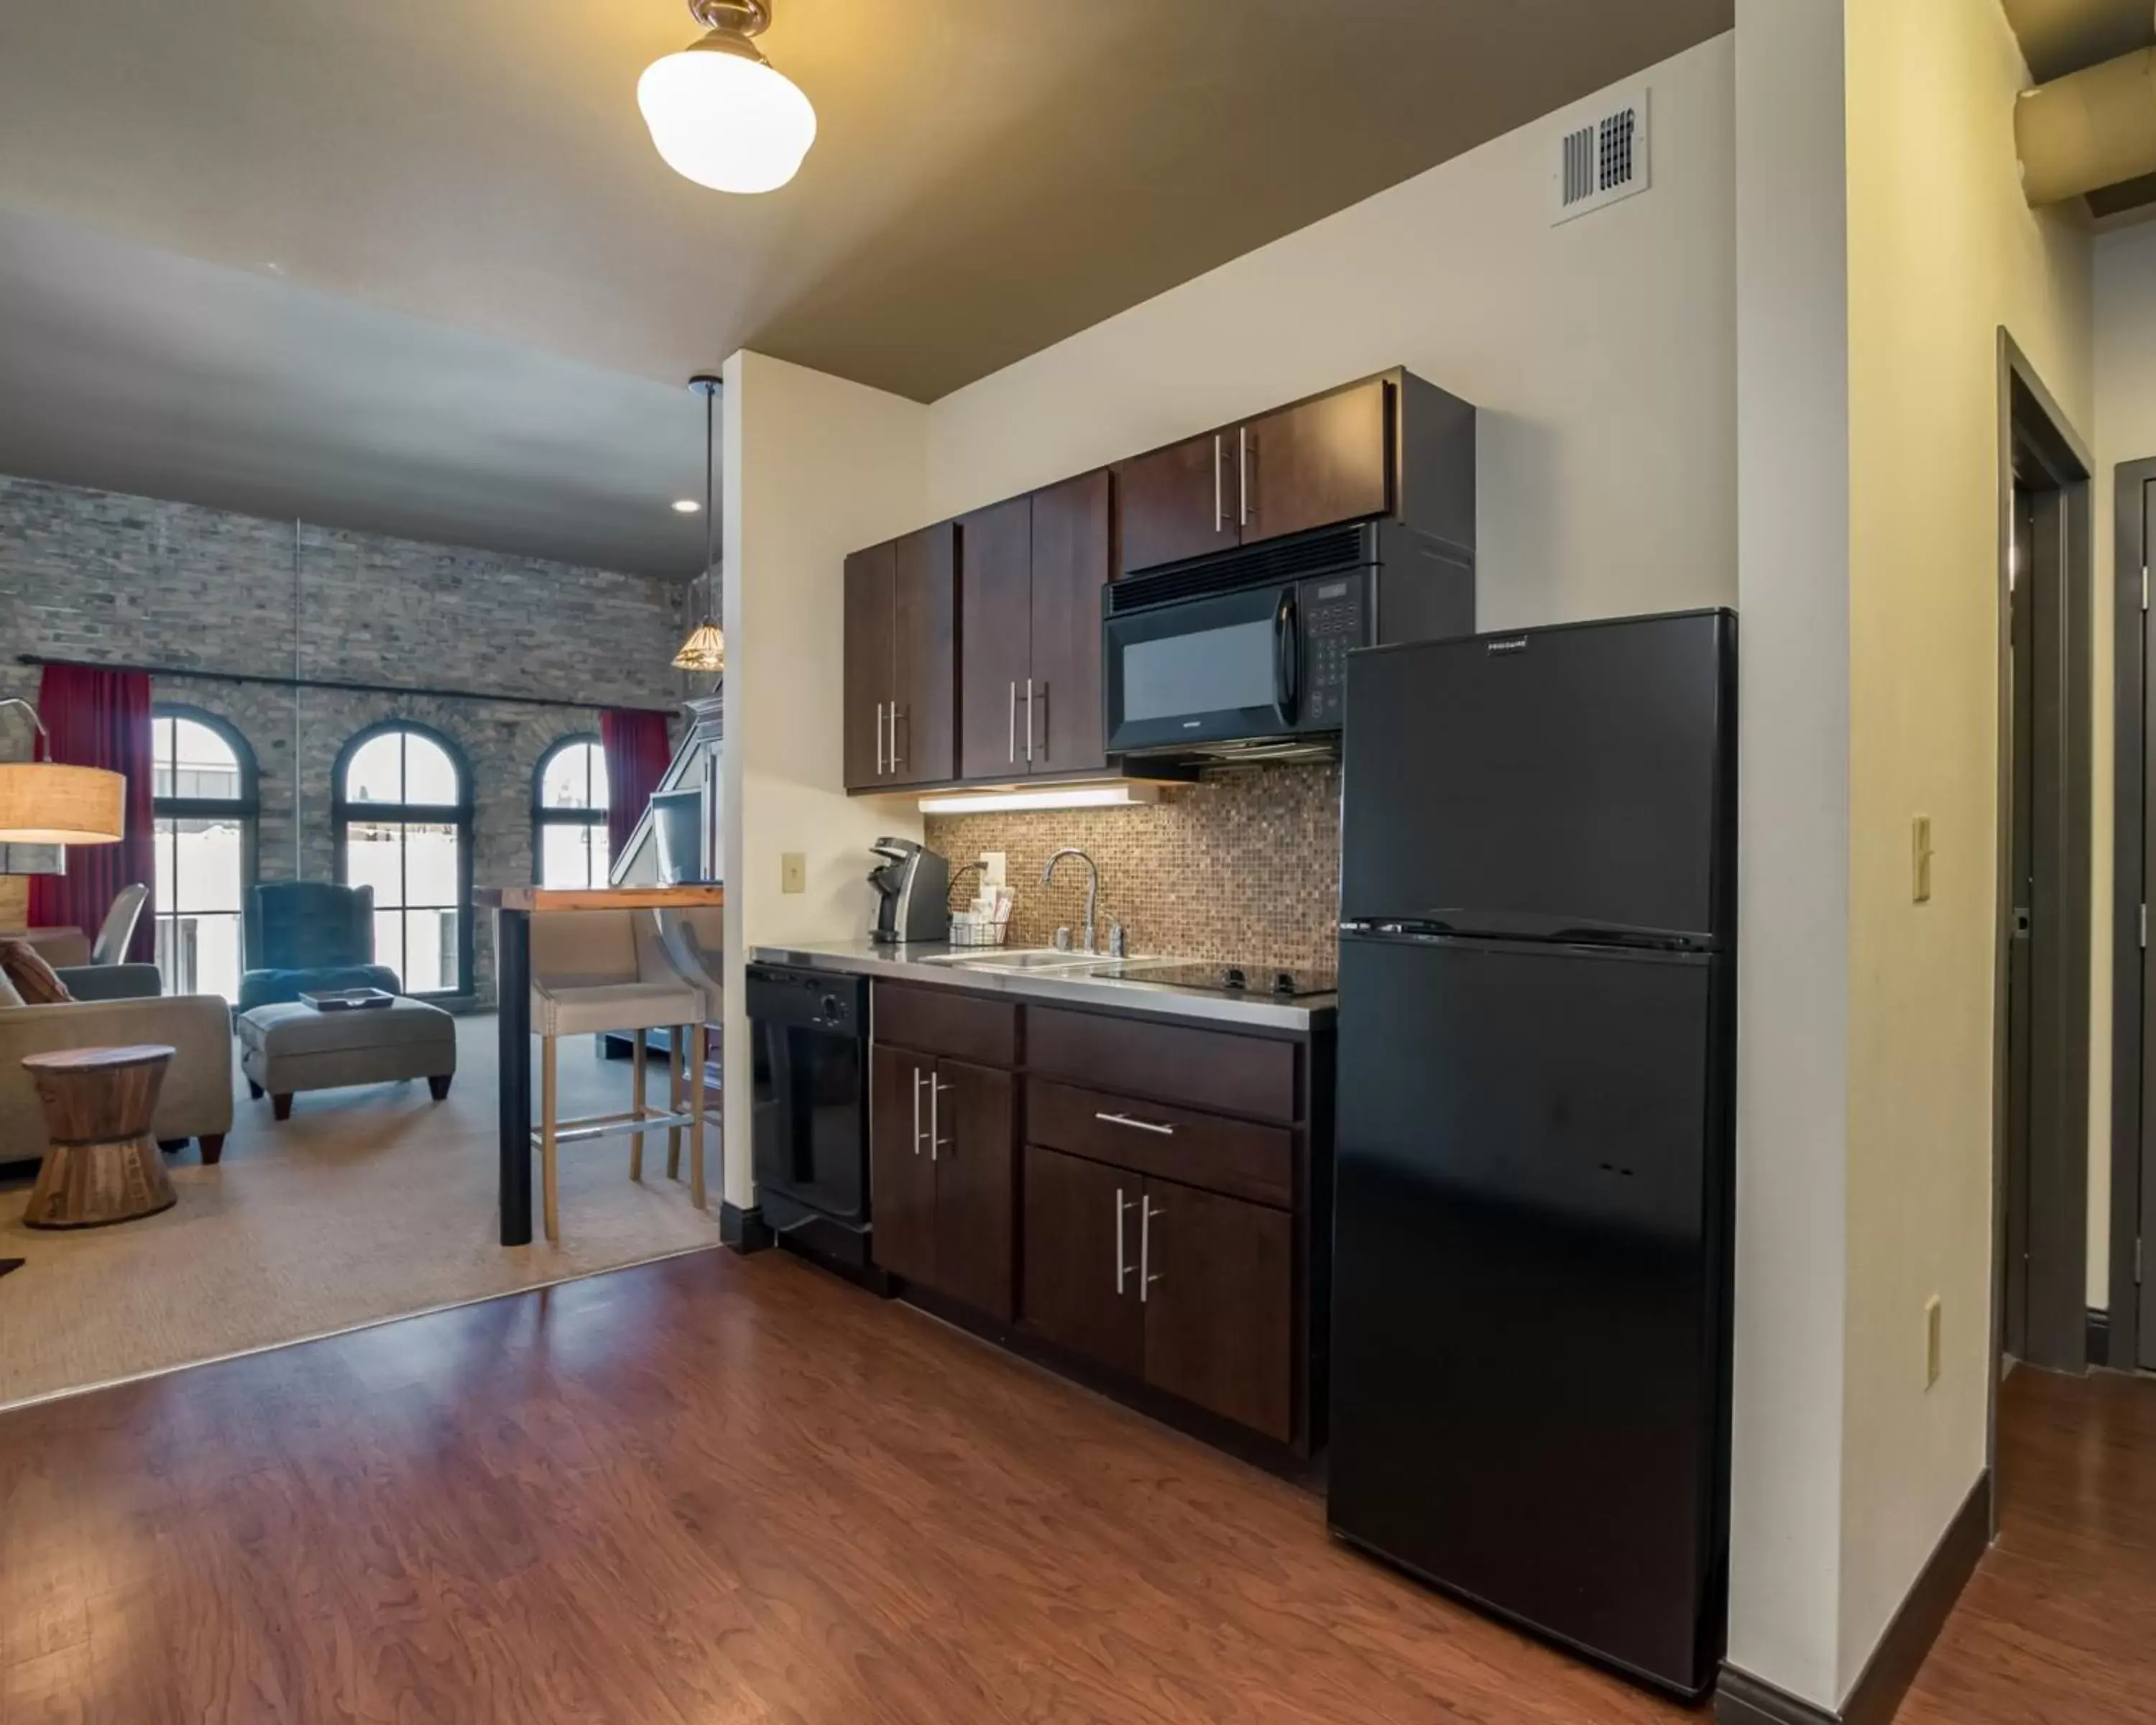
[[1838, 0, 2091, 1694], [2091, 217, 2156, 1306], [926, 35, 1737, 633], [1726, 0, 1851, 1706], [720, 350, 928, 1207]]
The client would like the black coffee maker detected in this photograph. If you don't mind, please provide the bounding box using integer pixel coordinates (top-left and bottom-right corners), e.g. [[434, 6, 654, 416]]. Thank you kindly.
[[867, 838, 950, 944]]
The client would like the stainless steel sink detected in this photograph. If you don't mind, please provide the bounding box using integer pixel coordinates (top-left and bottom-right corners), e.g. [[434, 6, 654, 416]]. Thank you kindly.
[[916, 948, 1105, 972]]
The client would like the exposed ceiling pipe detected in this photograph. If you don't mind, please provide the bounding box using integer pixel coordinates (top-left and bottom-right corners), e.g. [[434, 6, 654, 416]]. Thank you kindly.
[[2018, 32, 2156, 205]]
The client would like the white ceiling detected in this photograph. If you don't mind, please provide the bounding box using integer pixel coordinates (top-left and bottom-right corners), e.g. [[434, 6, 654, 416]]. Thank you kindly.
[[0, 205, 714, 579], [0, 0, 1731, 574]]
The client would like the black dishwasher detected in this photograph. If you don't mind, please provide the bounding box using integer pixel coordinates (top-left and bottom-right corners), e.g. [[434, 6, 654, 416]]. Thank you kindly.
[[747, 964, 875, 1273]]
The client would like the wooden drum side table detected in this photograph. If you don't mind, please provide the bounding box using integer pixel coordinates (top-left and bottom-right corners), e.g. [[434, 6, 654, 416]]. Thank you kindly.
[[22, 1045, 180, 1230]]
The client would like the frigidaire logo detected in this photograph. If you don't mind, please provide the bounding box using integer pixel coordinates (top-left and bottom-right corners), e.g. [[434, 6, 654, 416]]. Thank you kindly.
[[1487, 638, 1529, 656]]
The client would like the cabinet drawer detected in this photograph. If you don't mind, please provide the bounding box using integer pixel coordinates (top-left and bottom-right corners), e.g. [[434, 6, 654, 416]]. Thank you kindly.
[[1026, 1080, 1292, 1210], [875, 983, 1018, 1067], [1026, 1007, 1297, 1122]]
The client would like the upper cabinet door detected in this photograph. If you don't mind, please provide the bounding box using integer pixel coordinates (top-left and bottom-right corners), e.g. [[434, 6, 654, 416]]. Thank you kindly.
[[957, 496, 1033, 781], [1240, 377, 1393, 549], [842, 543, 895, 792], [890, 523, 957, 787], [1028, 470, 1112, 777], [1118, 432, 1233, 576]]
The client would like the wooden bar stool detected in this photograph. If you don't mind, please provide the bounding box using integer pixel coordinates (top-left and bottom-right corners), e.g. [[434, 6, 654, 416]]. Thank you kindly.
[[528, 910, 706, 1244]]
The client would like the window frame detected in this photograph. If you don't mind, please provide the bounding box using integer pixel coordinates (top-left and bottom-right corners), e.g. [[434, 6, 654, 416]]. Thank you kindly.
[[149, 704, 259, 1000], [531, 733, 610, 889], [331, 719, 475, 1001]]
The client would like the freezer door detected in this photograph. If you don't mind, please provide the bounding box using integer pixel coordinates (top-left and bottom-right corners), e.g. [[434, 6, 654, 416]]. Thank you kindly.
[[1340, 610, 1733, 941], [1327, 932, 1728, 1694]]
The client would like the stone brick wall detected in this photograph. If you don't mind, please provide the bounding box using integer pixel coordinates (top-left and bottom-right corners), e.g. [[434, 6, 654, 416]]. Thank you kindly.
[[0, 475, 693, 1005]]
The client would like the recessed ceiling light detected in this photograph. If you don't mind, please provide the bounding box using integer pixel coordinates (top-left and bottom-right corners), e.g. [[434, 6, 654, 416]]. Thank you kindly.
[[672, 499, 701, 514], [640, 0, 816, 196]]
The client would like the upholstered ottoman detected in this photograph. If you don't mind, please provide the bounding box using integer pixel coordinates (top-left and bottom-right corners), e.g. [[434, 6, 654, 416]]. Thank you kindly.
[[238, 998, 456, 1120]]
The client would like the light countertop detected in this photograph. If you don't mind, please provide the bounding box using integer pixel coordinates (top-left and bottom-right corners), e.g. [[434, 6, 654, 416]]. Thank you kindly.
[[749, 939, 1335, 1033]]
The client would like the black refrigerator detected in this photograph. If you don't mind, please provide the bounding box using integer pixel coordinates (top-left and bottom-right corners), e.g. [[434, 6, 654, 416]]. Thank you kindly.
[[1327, 609, 1736, 1699]]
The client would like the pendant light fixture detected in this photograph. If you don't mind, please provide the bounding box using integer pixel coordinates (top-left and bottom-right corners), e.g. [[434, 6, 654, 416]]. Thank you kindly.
[[673, 373, 727, 675], [640, 1, 816, 195]]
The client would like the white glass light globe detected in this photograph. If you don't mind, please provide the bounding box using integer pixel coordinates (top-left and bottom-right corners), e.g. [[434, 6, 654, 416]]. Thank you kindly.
[[638, 47, 816, 194]]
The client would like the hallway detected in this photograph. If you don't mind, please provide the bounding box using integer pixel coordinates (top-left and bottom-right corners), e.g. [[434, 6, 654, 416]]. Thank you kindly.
[[1902, 1365, 2156, 1721]]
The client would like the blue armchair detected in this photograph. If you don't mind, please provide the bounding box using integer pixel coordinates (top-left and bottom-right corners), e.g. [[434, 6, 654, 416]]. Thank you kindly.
[[239, 882, 402, 1013]]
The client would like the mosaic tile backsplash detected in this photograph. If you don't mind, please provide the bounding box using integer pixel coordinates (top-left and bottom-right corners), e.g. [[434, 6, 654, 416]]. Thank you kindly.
[[923, 761, 1342, 972]]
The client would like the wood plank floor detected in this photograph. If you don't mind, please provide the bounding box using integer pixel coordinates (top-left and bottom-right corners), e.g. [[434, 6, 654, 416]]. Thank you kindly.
[[1901, 1364, 2156, 1723], [4, 1247, 2154, 1724]]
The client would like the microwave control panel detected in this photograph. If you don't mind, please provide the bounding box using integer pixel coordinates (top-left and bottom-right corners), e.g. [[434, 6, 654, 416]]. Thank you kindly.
[[1299, 575, 1368, 726]]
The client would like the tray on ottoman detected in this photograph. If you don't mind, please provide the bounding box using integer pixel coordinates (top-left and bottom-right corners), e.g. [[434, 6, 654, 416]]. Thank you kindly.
[[239, 996, 456, 1121]]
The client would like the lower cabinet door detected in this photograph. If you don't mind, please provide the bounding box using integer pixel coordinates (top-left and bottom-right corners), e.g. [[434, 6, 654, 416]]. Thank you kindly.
[[931, 1058, 1015, 1320], [869, 1045, 937, 1287], [1140, 1175, 1294, 1441], [1021, 1144, 1144, 1379]]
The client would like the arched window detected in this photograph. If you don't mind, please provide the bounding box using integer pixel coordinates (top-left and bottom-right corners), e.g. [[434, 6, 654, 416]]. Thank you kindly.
[[150, 707, 258, 1003], [333, 722, 472, 998], [533, 736, 610, 888]]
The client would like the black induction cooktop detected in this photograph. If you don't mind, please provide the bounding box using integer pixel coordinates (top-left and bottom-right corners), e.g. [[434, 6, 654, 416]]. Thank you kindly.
[[1101, 961, 1337, 998]]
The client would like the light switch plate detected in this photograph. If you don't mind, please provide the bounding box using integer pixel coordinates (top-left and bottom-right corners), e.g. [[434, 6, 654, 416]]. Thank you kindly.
[[1925, 1294, 1943, 1389], [780, 852, 806, 894], [980, 851, 1007, 888], [1912, 815, 1932, 903]]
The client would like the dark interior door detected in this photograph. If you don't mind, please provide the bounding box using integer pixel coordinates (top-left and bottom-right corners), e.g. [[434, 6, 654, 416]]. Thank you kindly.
[[2005, 485, 2035, 1361], [2141, 475, 2156, 1370], [1328, 932, 1724, 1694], [958, 497, 1033, 781], [869, 1045, 936, 1285], [1240, 378, 1392, 548], [842, 544, 893, 791], [890, 523, 956, 786], [1021, 1144, 1143, 1376], [932, 1058, 1015, 1320], [1028, 469, 1112, 776], [1118, 433, 1232, 575], [1140, 1174, 1293, 1440]]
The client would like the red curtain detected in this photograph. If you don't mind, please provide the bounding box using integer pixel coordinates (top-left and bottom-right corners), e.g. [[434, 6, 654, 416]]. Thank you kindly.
[[27, 665, 155, 962], [602, 708, 673, 863]]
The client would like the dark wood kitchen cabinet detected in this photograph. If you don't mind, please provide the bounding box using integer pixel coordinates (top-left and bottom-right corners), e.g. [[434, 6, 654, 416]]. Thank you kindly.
[[844, 523, 955, 791], [957, 470, 1112, 781], [870, 989, 1018, 1320], [1115, 370, 1473, 577], [1021, 1143, 1143, 1377]]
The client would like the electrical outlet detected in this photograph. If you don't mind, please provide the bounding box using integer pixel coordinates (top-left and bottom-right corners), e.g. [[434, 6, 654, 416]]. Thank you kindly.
[[980, 851, 1007, 888], [1925, 1295, 1943, 1389], [780, 852, 806, 895], [1912, 815, 1933, 903]]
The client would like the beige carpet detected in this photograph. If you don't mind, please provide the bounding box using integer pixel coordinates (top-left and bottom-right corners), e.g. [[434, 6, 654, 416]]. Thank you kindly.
[[0, 1014, 718, 1409]]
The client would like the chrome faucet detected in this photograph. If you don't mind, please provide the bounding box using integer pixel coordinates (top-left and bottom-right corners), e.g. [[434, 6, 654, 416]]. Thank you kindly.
[[1041, 847, 1101, 955]]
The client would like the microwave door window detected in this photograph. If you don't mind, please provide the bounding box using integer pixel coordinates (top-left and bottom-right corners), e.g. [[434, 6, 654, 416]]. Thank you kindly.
[[1123, 619, 1278, 722]]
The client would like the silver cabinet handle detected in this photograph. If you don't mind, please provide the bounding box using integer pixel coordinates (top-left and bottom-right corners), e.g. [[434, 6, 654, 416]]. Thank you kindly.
[[875, 702, 886, 776], [1141, 1196, 1161, 1302], [1238, 425, 1250, 527], [890, 702, 906, 770], [1034, 680, 1047, 760], [911, 1064, 923, 1154], [1095, 1110, 1174, 1137], [1008, 681, 1017, 764], [1213, 433, 1223, 532], [1115, 1186, 1135, 1293], [931, 1075, 950, 1162], [1025, 677, 1034, 761]]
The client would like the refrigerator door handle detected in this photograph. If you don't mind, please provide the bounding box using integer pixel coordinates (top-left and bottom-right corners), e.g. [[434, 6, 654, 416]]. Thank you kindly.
[[1344, 909, 1713, 950]]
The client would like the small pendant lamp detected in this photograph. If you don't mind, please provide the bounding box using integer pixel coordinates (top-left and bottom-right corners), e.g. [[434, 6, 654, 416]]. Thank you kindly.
[[673, 372, 727, 675]]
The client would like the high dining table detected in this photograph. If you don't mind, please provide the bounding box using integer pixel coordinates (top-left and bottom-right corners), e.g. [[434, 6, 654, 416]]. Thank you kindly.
[[476, 885, 726, 1246]]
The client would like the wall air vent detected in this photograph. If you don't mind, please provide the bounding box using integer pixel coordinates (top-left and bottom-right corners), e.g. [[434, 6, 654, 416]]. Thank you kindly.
[[1552, 86, 1650, 225]]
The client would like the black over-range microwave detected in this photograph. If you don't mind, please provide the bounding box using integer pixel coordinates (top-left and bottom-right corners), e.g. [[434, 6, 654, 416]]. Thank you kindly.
[[1102, 520, 1475, 760]]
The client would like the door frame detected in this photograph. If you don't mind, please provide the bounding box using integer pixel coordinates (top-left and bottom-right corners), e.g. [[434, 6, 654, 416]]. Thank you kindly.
[[1989, 333, 2094, 1409], [2107, 455, 2156, 1369]]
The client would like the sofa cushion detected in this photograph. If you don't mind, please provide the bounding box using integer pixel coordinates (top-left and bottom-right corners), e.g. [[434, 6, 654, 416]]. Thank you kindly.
[[0, 941, 71, 1006], [239, 998, 454, 1058], [0, 967, 22, 1009]]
